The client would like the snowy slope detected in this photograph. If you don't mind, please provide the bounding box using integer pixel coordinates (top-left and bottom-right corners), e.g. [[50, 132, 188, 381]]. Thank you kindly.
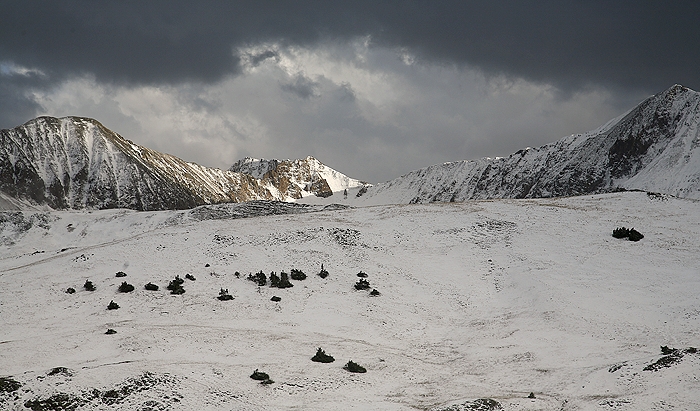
[[357, 85, 700, 205], [230, 156, 367, 199], [1, 192, 699, 410]]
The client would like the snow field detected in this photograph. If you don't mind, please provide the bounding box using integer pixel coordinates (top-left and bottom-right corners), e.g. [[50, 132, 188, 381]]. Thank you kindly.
[[1, 192, 699, 410]]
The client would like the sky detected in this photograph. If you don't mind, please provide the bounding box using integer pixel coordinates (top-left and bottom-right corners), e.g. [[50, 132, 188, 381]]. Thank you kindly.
[[2, 1, 700, 183]]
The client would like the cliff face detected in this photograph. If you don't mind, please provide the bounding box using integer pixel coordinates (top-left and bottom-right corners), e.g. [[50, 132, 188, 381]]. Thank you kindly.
[[230, 156, 365, 199], [358, 85, 700, 204], [0, 116, 275, 210]]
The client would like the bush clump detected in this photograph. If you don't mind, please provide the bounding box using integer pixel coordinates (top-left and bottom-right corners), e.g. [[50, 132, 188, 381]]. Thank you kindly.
[[105, 329, 117, 335], [107, 300, 120, 310], [344, 360, 367, 373], [144, 282, 159, 291], [269, 272, 280, 287], [248, 271, 267, 286], [167, 276, 185, 295], [290, 269, 307, 281], [311, 347, 335, 363], [250, 369, 269, 381], [185, 274, 196, 281], [277, 272, 293, 288], [115, 271, 127, 278], [84, 280, 96, 291], [118, 281, 134, 293], [356, 271, 368, 278], [612, 227, 644, 241], [217, 288, 234, 301], [370, 289, 381, 296], [354, 278, 370, 290], [628, 228, 644, 241], [65, 287, 76, 294], [271, 296, 281, 302], [318, 263, 329, 279], [270, 271, 293, 288], [612, 227, 630, 238]]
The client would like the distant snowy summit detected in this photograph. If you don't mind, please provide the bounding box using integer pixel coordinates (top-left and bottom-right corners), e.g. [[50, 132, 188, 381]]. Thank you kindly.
[[357, 84, 700, 204], [0, 116, 362, 210], [230, 156, 366, 200]]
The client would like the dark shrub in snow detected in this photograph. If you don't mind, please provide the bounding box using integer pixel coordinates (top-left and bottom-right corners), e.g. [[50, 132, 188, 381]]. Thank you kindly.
[[277, 272, 293, 288], [105, 329, 117, 335], [271, 296, 281, 302], [170, 286, 185, 295], [356, 271, 368, 278], [628, 228, 644, 241], [344, 360, 366, 373], [528, 392, 536, 399], [248, 271, 266, 286], [205, 263, 210, 267], [318, 263, 329, 279], [250, 369, 269, 381], [144, 282, 159, 291], [612, 227, 630, 239], [260, 378, 274, 385], [107, 300, 120, 310], [217, 288, 234, 301], [115, 271, 127, 278], [311, 348, 335, 363], [185, 274, 196, 281], [118, 282, 134, 293], [354, 278, 370, 290], [84, 280, 96, 291], [290, 269, 307, 280], [66, 287, 76, 294], [167, 276, 185, 294], [269, 271, 280, 287], [370, 289, 381, 296]]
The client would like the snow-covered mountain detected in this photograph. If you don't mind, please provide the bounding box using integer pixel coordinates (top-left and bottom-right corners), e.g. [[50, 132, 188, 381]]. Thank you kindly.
[[4, 84, 700, 211], [0, 117, 361, 210], [357, 84, 700, 205], [229, 156, 366, 200]]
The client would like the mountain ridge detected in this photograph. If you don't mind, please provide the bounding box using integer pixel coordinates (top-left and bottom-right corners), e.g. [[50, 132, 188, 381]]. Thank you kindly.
[[0, 117, 359, 210], [355, 84, 700, 204], [2, 84, 700, 210]]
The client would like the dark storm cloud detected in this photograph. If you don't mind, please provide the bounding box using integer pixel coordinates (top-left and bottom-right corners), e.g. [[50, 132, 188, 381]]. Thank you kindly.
[[3, 1, 699, 93]]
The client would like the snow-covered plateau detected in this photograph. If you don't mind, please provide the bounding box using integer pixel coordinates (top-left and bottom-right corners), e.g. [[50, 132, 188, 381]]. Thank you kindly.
[[1, 191, 699, 410]]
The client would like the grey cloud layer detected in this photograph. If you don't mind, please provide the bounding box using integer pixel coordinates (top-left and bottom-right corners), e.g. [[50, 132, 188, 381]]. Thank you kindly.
[[3, 1, 699, 90]]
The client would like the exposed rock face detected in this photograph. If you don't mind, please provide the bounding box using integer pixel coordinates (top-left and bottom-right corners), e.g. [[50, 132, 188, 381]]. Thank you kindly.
[[359, 85, 700, 204], [0, 117, 275, 210], [229, 156, 364, 199]]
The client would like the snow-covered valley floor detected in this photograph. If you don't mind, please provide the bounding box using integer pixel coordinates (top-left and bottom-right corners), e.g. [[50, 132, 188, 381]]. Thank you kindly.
[[1, 192, 699, 410]]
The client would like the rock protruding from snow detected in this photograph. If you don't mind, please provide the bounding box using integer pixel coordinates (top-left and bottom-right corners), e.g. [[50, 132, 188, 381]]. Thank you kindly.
[[229, 156, 365, 199], [357, 84, 700, 204]]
